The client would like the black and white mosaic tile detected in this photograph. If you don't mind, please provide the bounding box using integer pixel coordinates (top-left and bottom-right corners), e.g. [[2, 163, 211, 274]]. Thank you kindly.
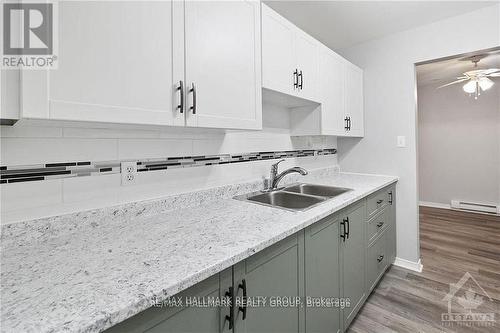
[[0, 148, 336, 184]]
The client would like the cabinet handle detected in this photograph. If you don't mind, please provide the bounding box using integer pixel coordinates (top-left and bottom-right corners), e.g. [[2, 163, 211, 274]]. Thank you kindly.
[[238, 279, 247, 320], [344, 117, 349, 131], [340, 220, 346, 242], [293, 69, 298, 89], [377, 255, 384, 263], [348, 117, 351, 131], [376, 221, 384, 228], [376, 199, 383, 205], [224, 286, 234, 329], [189, 83, 197, 115], [176, 80, 184, 113], [343, 217, 350, 239], [389, 191, 393, 205], [298, 70, 303, 89]]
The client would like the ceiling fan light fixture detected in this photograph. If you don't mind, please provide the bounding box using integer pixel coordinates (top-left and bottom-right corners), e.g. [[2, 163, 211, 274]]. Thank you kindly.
[[462, 80, 476, 94], [478, 77, 494, 91]]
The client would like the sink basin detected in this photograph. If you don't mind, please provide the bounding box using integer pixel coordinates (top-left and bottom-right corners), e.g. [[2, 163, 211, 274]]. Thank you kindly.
[[234, 183, 352, 211], [284, 183, 352, 198], [246, 191, 325, 210]]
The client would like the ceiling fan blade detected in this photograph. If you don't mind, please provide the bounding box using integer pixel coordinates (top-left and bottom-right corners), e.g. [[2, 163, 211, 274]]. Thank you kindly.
[[482, 68, 500, 75], [487, 73, 500, 77], [437, 78, 469, 88]]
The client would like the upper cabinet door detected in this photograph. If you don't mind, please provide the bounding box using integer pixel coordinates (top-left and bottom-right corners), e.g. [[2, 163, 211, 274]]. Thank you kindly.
[[184, 0, 262, 130], [319, 48, 344, 135], [344, 62, 364, 137], [22, 0, 182, 126], [294, 32, 319, 101], [261, 4, 295, 96]]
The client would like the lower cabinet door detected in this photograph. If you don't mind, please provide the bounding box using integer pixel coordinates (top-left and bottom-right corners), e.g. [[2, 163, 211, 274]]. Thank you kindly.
[[366, 232, 388, 292], [387, 188, 397, 264], [105, 269, 232, 333], [233, 232, 304, 333], [340, 201, 366, 329], [305, 215, 341, 333]]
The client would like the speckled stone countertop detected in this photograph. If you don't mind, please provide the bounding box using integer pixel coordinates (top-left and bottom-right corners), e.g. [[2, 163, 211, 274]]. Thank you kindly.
[[1, 170, 397, 333]]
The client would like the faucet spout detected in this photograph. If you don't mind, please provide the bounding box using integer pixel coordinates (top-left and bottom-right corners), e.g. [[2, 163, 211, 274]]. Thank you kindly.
[[269, 164, 308, 191]]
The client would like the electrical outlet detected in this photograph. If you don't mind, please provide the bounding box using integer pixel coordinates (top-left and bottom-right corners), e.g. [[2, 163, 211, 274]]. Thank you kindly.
[[397, 136, 406, 148], [121, 161, 137, 186]]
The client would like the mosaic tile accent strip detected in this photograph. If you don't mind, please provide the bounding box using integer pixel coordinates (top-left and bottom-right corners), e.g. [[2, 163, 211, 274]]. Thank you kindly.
[[0, 148, 336, 184]]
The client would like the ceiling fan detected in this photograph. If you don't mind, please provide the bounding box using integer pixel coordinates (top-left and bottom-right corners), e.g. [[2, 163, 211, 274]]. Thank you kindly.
[[438, 54, 500, 99]]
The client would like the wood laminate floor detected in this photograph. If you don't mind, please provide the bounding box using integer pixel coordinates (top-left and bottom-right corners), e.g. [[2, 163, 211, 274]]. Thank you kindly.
[[349, 206, 500, 333]]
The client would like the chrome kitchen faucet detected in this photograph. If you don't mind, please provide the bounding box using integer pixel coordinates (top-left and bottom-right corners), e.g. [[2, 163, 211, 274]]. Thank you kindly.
[[266, 159, 308, 191]]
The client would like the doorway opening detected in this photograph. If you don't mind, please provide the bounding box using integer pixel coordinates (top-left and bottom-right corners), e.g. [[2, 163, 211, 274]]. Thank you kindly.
[[414, 47, 500, 312]]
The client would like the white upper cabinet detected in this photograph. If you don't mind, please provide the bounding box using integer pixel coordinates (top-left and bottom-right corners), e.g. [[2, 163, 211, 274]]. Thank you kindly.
[[262, 4, 318, 101], [290, 44, 364, 137], [343, 62, 364, 137], [294, 31, 319, 101], [23, 1, 182, 126], [261, 4, 295, 96], [184, 0, 261, 130], [263, 4, 363, 137], [319, 47, 344, 135], [21, 0, 262, 130]]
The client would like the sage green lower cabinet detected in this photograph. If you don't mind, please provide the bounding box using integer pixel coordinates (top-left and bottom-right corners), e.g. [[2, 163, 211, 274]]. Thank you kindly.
[[105, 268, 232, 333], [105, 185, 397, 333], [233, 232, 305, 333], [304, 215, 341, 333], [339, 201, 366, 329]]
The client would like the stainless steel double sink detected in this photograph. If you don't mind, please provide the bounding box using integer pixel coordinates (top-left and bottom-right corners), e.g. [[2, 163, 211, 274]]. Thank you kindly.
[[235, 183, 352, 211]]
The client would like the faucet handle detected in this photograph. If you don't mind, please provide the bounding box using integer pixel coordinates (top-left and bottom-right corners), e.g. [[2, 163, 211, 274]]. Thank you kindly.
[[271, 159, 286, 169]]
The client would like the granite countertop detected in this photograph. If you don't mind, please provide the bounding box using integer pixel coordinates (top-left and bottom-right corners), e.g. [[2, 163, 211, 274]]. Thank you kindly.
[[0, 171, 397, 333]]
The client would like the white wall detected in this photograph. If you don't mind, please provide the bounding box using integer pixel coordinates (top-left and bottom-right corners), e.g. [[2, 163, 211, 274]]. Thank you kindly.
[[0, 103, 337, 224], [418, 82, 500, 206], [338, 4, 500, 263]]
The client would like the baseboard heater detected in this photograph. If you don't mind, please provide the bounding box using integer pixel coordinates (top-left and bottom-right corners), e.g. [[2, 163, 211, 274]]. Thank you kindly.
[[450, 200, 500, 214]]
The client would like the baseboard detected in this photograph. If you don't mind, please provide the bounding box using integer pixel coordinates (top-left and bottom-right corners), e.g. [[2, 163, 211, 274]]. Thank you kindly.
[[419, 201, 451, 209], [393, 257, 423, 273], [419, 200, 500, 216]]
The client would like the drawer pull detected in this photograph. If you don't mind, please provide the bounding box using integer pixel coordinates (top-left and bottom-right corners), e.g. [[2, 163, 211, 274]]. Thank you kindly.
[[224, 286, 234, 329], [376, 199, 383, 204], [238, 279, 247, 320], [376, 222, 384, 228], [377, 255, 384, 263], [340, 220, 346, 241]]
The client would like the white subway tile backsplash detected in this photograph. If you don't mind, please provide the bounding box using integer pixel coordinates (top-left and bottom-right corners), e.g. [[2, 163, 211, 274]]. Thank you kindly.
[[1, 117, 338, 224], [117, 138, 192, 160], [62, 127, 161, 139], [0, 126, 63, 138], [1, 138, 118, 165], [62, 174, 121, 204], [1, 178, 62, 212]]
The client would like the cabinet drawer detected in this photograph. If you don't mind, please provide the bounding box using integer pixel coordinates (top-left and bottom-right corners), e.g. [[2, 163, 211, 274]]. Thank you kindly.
[[366, 187, 391, 219], [366, 232, 388, 292], [366, 207, 389, 246]]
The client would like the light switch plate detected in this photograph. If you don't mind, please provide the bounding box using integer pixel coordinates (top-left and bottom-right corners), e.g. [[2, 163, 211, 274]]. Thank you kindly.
[[397, 136, 406, 148]]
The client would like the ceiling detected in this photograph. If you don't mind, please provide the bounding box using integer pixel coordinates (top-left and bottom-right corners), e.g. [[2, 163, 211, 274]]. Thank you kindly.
[[416, 50, 500, 86], [263, 1, 497, 51]]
